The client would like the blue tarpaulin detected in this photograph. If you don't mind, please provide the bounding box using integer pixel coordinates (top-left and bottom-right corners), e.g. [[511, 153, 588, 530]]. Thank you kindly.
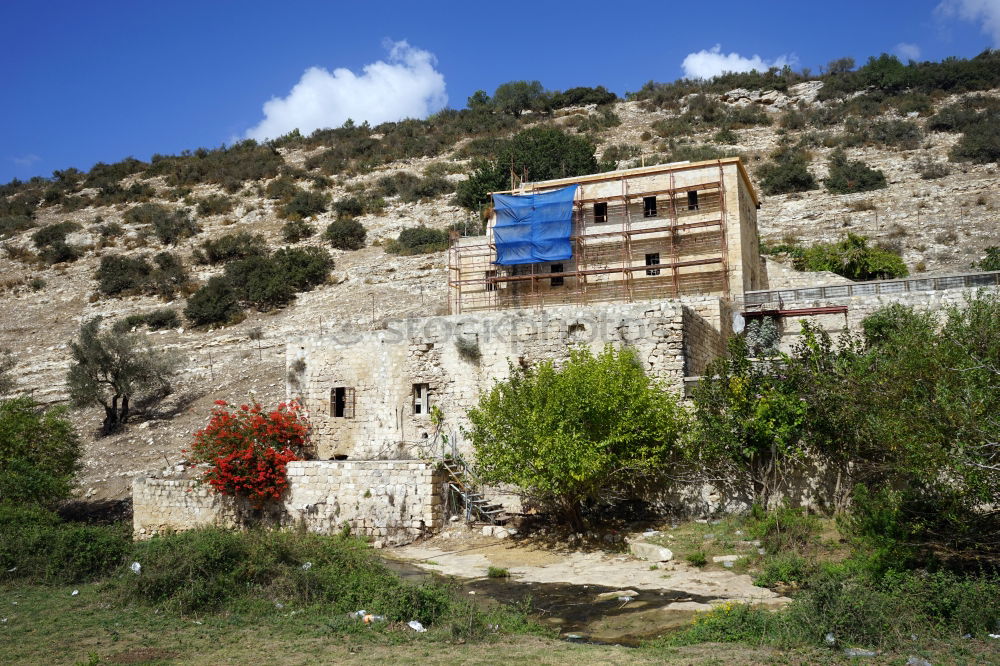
[[492, 185, 578, 266]]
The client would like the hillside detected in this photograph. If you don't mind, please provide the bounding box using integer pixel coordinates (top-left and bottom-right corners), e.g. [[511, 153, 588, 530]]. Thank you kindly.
[[2, 59, 999, 500]]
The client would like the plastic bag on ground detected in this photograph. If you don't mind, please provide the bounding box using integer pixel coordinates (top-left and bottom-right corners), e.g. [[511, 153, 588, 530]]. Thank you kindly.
[[408, 620, 427, 632], [130, 562, 141, 575]]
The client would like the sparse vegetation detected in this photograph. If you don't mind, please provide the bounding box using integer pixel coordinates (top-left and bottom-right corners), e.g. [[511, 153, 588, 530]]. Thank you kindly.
[[385, 226, 450, 255]]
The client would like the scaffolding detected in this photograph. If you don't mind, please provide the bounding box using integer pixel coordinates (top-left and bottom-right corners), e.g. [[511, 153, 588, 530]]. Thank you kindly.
[[448, 171, 731, 313]]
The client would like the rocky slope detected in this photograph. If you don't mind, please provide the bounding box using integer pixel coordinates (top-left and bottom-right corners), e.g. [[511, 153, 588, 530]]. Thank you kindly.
[[2, 83, 998, 499]]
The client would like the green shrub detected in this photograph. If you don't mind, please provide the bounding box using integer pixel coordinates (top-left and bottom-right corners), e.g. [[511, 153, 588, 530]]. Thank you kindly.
[[686, 551, 708, 567], [112, 527, 464, 624], [150, 209, 200, 245], [94, 221, 125, 238], [39, 240, 81, 264], [824, 149, 887, 194], [271, 246, 333, 292], [265, 175, 301, 201], [914, 157, 951, 180], [0, 397, 80, 506], [184, 276, 243, 327], [753, 552, 811, 588], [124, 203, 171, 226], [224, 247, 332, 311], [749, 504, 821, 555], [282, 219, 316, 243], [96, 254, 152, 296], [146, 140, 283, 192], [712, 128, 738, 144], [950, 112, 1000, 164], [148, 252, 190, 299], [795, 233, 907, 280], [0, 506, 130, 584], [385, 226, 450, 255], [487, 566, 510, 578], [195, 194, 234, 216], [374, 172, 454, 202], [0, 215, 35, 239], [113, 309, 180, 334], [194, 231, 268, 264], [280, 189, 329, 220], [757, 150, 817, 195], [324, 218, 367, 250], [866, 119, 922, 149], [31, 221, 80, 250], [600, 143, 641, 164], [971, 246, 1000, 271]]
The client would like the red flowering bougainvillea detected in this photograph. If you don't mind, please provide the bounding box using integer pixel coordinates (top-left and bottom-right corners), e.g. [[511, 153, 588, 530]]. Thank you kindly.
[[186, 400, 309, 507]]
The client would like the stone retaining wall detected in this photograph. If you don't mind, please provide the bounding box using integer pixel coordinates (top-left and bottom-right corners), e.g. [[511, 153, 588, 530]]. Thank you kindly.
[[132, 460, 447, 546]]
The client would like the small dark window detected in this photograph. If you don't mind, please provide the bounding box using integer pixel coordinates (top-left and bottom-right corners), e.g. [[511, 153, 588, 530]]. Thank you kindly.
[[332, 386, 355, 418], [594, 202, 608, 223], [687, 190, 699, 211], [645, 253, 661, 276], [413, 383, 429, 415], [484, 269, 497, 292], [643, 196, 658, 218], [550, 263, 564, 286]]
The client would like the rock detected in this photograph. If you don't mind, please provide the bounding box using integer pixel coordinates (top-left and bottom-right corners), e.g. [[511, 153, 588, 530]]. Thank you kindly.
[[712, 555, 740, 563], [629, 541, 673, 562], [906, 657, 932, 666], [844, 648, 878, 657], [596, 589, 638, 601]]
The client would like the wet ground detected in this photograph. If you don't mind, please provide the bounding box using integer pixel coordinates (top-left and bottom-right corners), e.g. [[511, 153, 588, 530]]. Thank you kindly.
[[385, 531, 789, 646]]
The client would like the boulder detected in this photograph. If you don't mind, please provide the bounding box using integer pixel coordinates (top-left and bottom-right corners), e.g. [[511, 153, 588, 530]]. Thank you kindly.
[[629, 541, 673, 562]]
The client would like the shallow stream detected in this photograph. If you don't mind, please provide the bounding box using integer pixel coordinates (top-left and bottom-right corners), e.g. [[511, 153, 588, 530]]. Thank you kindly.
[[383, 557, 706, 646]]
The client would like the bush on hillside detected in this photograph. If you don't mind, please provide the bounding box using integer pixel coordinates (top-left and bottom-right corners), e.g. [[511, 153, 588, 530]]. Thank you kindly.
[[112, 308, 181, 333], [31, 221, 81, 250], [281, 219, 315, 243], [224, 247, 333, 311], [195, 194, 233, 216], [795, 233, 907, 280], [757, 149, 817, 195], [184, 277, 243, 327], [374, 172, 454, 202], [0, 215, 35, 239], [96, 254, 153, 296], [950, 112, 1000, 164], [324, 218, 367, 250], [385, 226, 450, 255], [972, 246, 1000, 271], [279, 189, 329, 220], [825, 149, 887, 194], [194, 231, 268, 264]]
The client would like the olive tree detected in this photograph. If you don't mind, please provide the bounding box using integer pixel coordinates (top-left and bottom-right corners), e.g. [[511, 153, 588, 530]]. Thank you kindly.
[[67, 317, 176, 434], [467, 345, 689, 530]]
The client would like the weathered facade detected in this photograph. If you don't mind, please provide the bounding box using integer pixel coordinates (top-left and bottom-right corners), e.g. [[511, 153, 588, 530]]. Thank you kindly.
[[290, 159, 765, 461]]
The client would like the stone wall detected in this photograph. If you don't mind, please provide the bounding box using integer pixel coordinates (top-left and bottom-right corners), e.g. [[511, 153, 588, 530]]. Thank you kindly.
[[132, 460, 447, 546], [770, 285, 1000, 352], [682, 306, 724, 376], [289, 300, 708, 460]]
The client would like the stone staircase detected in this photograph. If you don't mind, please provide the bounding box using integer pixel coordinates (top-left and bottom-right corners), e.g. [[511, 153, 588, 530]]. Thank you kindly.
[[440, 457, 507, 525]]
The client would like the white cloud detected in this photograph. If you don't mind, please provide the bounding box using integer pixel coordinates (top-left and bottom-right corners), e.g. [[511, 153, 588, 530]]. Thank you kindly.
[[10, 154, 41, 167], [936, 0, 1000, 46], [681, 44, 797, 80], [246, 40, 447, 141], [895, 42, 922, 60]]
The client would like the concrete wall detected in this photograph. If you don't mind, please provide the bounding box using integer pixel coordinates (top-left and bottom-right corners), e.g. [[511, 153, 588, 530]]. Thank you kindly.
[[132, 460, 447, 546], [288, 300, 714, 461]]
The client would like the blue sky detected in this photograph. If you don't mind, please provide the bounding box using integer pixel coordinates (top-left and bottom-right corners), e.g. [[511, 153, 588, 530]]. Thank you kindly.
[[2, 0, 998, 184]]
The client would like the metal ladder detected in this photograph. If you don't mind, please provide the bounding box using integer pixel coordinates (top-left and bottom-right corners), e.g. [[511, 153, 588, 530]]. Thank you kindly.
[[440, 456, 508, 525]]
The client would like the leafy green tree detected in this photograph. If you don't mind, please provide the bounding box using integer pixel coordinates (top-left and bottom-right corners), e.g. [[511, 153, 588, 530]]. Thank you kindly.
[[456, 127, 598, 209], [67, 318, 176, 434], [467, 346, 689, 530], [0, 397, 80, 505], [466, 90, 491, 110], [0, 348, 14, 395], [491, 80, 546, 117], [692, 337, 807, 507]]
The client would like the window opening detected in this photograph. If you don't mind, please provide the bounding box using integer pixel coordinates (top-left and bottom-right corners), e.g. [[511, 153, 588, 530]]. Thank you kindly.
[[484, 270, 497, 292], [594, 202, 608, 223], [332, 386, 355, 418], [645, 253, 661, 276], [550, 263, 564, 286], [687, 190, 699, 210], [643, 196, 657, 218], [413, 383, 429, 415]]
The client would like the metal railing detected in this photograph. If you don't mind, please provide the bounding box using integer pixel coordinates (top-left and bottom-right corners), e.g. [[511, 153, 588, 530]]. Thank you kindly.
[[740, 271, 1000, 307]]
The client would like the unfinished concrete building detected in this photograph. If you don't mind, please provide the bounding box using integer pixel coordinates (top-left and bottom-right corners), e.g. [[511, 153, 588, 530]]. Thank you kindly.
[[289, 158, 766, 461]]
